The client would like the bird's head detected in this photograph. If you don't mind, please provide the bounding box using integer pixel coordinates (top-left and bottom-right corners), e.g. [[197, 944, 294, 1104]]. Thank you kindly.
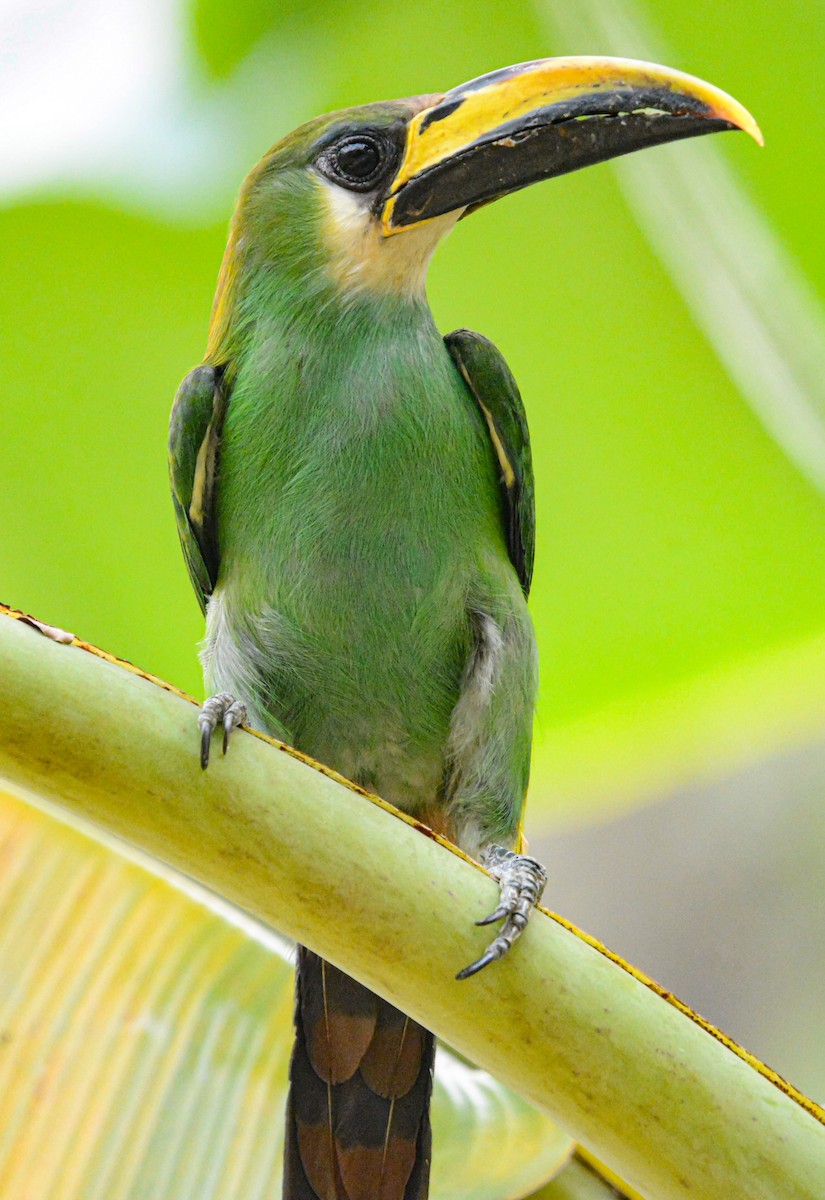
[[208, 57, 760, 352]]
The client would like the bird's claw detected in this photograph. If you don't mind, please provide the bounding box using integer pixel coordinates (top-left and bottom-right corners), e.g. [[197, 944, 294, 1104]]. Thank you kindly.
[[457, 846, 547, 980], [198, 692, 248, 769], [475, 903, 510, 927]]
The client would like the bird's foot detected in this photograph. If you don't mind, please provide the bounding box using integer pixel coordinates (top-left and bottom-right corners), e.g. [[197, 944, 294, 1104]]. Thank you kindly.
[[198, 692, 248, 769], [457, 845, 547, 979]]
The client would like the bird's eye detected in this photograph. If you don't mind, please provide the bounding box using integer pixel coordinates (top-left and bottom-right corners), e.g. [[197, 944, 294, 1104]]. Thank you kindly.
[[337, 137, 382, 180], [318, 133, 394, 192]]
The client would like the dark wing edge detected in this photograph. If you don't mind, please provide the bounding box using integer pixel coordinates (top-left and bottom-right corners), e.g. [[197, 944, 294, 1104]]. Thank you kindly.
[[445, 329, 536, 596], [168, 364, 229, 615]]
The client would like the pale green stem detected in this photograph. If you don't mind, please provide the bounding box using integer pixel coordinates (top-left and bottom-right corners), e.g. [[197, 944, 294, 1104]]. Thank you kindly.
[[0, 607, 823, 1200]]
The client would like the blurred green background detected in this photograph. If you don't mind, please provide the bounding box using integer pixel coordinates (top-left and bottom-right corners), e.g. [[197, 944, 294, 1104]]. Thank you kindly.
[[3, 0, 825, 1101]]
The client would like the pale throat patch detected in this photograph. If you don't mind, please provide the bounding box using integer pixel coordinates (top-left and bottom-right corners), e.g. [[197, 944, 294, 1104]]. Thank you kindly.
[[318, 177, 461, 298]]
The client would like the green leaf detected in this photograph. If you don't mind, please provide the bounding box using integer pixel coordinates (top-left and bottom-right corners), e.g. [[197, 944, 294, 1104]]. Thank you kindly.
[[189, 0, 298, 79], [0, 787, 571, 1199], [530, 1155, 637, 1199], [540, 0, 825, 498]]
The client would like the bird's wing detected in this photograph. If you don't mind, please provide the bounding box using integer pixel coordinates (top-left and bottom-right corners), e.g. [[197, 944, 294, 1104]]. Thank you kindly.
[[445, 329, 535, 596], [168, 364, 230, 614]]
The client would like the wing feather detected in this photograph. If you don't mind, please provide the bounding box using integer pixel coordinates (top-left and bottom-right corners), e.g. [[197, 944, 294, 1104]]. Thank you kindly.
[[168, 364, 229, 613], [445, 329, 535, 595]]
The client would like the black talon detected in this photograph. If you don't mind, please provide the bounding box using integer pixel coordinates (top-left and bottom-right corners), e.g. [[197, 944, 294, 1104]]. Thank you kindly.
[[223, 700, 248, 755], [476, 904, 510, 926], [200, 728, 212, 770], [456, 949, 497, 980]]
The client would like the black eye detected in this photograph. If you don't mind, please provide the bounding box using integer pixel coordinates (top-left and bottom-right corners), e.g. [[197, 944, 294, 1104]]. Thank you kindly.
[[318, 132, 394, 192], [337, 137, 381, 180]]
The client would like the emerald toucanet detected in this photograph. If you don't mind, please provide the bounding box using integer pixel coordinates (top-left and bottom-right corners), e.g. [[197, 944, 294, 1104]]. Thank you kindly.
[[169, 56, 759, 1200]]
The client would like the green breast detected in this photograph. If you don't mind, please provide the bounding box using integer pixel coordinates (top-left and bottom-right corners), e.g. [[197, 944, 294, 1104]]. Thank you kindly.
[[213, 293, 513, 807]]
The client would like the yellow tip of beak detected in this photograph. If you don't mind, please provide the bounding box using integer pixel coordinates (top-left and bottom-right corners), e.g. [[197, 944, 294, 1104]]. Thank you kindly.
[[671, 61, 762, 145], [739, 109, 764, 147]]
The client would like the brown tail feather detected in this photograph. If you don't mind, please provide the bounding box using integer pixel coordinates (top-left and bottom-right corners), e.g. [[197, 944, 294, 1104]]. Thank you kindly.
[[284, 947, 435, 1200]]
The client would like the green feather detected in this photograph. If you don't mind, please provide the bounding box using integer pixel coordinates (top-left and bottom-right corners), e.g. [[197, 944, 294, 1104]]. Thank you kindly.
[[171, 101, 536, 852]]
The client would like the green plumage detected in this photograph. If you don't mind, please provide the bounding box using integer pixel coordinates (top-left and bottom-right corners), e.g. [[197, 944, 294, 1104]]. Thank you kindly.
[[169, 95, 539, 1200], [169, 127, 537, 848], [446, 329, 535, 594]]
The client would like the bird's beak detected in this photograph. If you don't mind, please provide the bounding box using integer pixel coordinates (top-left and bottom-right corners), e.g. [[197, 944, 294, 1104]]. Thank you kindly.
[[382, 56, 761, 233]]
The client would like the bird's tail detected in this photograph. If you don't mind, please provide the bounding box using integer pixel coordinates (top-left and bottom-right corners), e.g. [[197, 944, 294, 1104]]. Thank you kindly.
[[284, 946, 435, 1200]]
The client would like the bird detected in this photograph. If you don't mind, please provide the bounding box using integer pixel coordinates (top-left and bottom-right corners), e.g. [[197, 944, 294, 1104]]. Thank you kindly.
[[169, 56, 760, 1200]]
